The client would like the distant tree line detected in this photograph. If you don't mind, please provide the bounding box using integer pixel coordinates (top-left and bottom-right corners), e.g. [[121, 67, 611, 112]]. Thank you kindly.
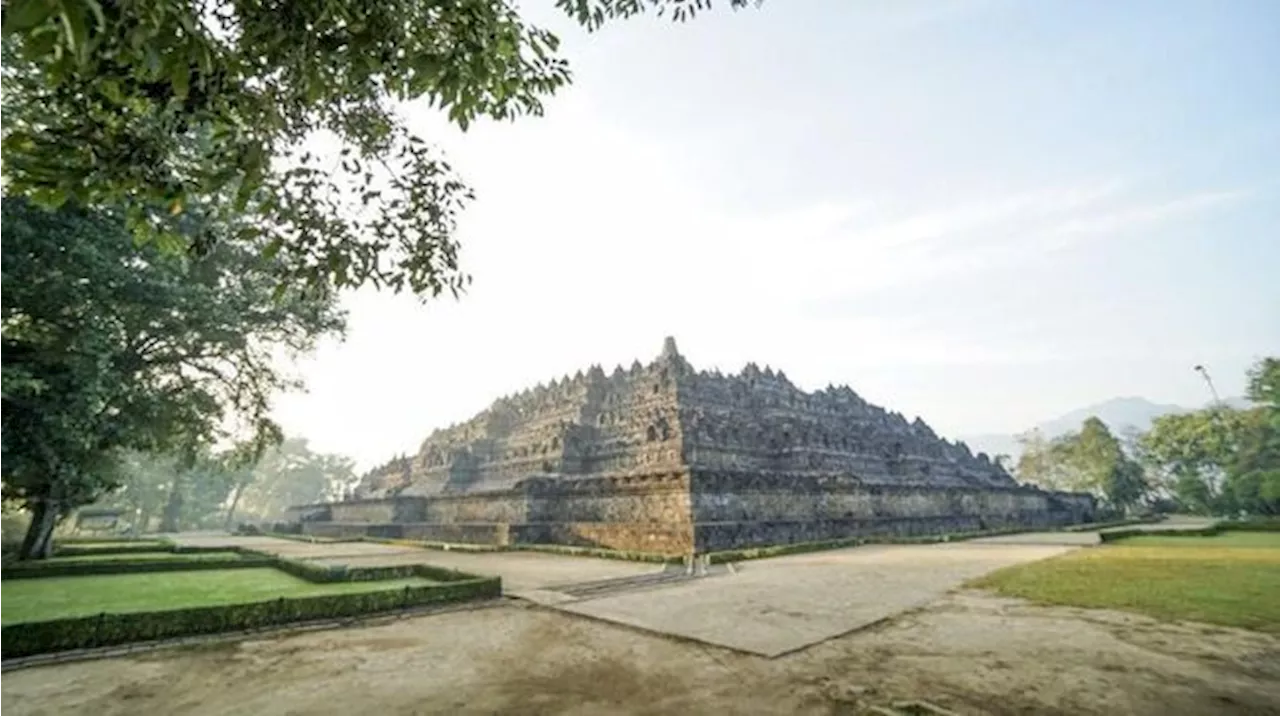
[[97, 438, 358, 535], [1012, 358, 1279, 517]]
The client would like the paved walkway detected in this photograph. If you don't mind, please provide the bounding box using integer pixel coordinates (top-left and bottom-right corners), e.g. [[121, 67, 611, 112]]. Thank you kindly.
[[549, 542, 1078, 656]]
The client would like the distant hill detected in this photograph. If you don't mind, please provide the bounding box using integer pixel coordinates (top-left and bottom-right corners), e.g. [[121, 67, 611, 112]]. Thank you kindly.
[[960, 396, 1251, 461]]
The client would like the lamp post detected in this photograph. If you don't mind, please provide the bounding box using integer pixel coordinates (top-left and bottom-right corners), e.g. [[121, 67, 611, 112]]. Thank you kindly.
[[1193, 364, 1236, 517], [1193, 364, 1223, 407]]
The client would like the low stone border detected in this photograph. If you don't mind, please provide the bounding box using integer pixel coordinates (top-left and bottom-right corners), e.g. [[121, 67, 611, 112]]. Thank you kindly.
[[702, 524, 1048, 565], [509, 543, 679, 564], [1063, 516, 1164, 532]]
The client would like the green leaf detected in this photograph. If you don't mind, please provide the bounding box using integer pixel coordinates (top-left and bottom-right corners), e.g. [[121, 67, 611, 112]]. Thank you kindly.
[[171, 60, 190, 100], [57, 2, 89, 59], [2, 0, 57, 34]]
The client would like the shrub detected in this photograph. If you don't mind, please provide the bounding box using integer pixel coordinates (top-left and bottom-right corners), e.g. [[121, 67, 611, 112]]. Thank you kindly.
[[268, 555, 476, 584], [359, 536, 505, 553], [2, 555, 272, 580], [1063, 516, 1162, 532], [53, 543, 175, 557], [1218, 518, 1280, 532], [1098, 526, 1220, 543], [0, 576, 501, 659], [509, 543, 679, 563], [703, 525, 1045, 564]]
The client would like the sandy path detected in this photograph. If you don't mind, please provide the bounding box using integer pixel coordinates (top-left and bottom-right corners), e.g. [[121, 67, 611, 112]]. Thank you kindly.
[[5, 592, 1277, 716]]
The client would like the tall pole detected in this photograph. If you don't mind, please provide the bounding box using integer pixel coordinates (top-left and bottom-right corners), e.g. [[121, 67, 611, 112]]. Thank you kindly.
[[1193, 364, 1234, 517], [1193, 365, 1223, 407]]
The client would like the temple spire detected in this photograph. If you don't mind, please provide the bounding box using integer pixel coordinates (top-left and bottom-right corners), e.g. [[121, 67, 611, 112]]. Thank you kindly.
[[660, 335, 680, 360]]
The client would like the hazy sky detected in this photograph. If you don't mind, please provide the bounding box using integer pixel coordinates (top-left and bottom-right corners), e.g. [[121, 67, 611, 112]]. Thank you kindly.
[[273, 0, 1280, 470]]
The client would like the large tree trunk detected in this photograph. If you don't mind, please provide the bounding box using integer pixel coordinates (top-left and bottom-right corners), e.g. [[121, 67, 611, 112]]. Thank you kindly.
[[159, 478, 184, 533], [18, 500, 60, 561], [224, 481, 246, 532]]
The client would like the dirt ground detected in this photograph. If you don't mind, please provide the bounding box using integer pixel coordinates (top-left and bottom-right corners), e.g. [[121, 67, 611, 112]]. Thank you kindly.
[[5, 591, 1278, 716]]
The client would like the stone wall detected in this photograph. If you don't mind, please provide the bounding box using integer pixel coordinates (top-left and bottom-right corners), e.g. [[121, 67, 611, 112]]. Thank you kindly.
[[687, 469, 1095, 551], [298, 465, 1094, 555], [328, 498, 425, 524], [512, 522, 692, 554], [424, 492, 526, 524], [301, 522, 376, 539], [283, 504, 332, 523]]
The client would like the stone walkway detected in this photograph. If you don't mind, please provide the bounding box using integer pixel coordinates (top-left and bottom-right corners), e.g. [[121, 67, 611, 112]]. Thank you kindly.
[[548, 542, 1078, 656]]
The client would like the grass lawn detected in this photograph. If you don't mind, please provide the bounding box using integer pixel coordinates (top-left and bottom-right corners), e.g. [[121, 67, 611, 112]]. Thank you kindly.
[[48, 550, 247, 563], [970, 532, 1280, 632], [1, 568, 439, 625]]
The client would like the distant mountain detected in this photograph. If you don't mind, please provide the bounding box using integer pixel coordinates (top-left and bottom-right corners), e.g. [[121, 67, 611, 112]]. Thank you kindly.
[[959, 396, 1251, 462]]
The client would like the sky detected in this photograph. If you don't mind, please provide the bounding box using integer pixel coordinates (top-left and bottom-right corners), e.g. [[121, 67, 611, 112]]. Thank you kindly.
[[272, 0, 1280, 471]]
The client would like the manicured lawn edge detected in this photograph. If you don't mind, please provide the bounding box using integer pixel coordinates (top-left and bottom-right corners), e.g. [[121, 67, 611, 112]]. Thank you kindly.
[[508, 543, 680, 563], [247, 550, 483, 584], [2, 556, 271, 580], [1095, 519, 1280, 543], [704, 525, 1040, 565], [8, 545, 492, 585], [53, 542, 177, 557], [54, 537, 172, 546], [262, 531, 348, 544], [359, 536, 506, 553], [1218, 518, 1280, 532], [0, 576, 501, 659], [1063, 516, 1163, 532]]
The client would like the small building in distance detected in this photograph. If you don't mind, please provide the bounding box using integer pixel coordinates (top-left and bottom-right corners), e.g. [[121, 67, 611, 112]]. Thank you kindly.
[[283, 338, 1095, 554]]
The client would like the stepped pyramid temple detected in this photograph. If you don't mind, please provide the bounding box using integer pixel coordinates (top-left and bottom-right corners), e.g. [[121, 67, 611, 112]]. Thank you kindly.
[[285, 338, 1096, 553]]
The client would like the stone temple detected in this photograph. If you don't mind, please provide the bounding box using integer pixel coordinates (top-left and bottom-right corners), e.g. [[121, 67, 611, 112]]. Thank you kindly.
[[286, 338, 1096, 553]]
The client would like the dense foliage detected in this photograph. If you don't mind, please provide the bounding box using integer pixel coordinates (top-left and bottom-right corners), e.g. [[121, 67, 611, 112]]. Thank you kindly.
[[1, 198, 345, 558], [95, 438, 357, 534], [2, 0, 758, 297], [1014, 358, 1279, 517], [1015, 418, 1147, 511]]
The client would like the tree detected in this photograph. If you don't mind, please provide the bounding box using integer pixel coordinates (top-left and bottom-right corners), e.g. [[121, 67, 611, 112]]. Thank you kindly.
[[105, 451, 181, 535], [1014, 429, 1069, 490], [2, 0, 760, 297], [1247, 357, 1280, 411], [1139, 359, 1279, 517], [1015, 419, 1148, 511], [232, 438, 357, 523], [1, 198, 345, 558], [1138, 410, 1231, 514]]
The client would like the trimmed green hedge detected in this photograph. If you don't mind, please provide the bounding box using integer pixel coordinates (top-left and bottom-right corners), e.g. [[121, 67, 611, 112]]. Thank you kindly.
[[263, 553, 478, 584], [54, 543, 175, 557], [263, 532, 347, 544], [509, 543, 679, 564], [1099, 526, 1220, 543], [704, 525, 1045, 565], [1099, 519, 1279, 542], [359, 536, 506, 553], [1, 576, 501, 659], [54, 537, 171, 546], [1218, 518, 1280, 532], [2, 555, 271, 580], [8, 545, 486, 585], [1063, 516, 1162, 532]]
